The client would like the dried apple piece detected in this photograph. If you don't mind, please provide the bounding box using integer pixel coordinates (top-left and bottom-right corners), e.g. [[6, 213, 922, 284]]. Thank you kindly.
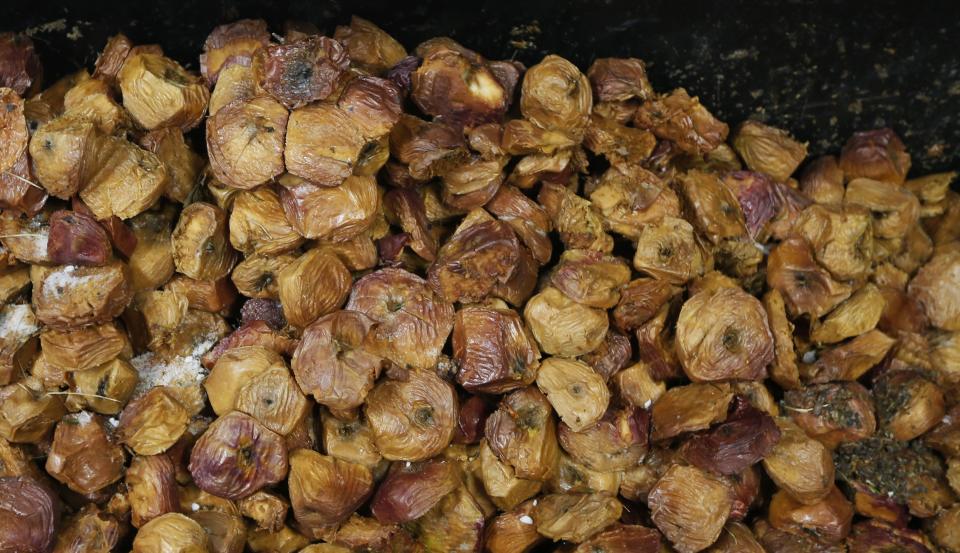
[[486, 184, 553, 264], [428, 218, 519, 303], [909, 244, 960, 331], [649, 465, 731, 553], [277, 248, 351, 328], [633, 216, 708, 284], [804, 329, 895, 383], [441, 155, 505, 210], [257, 36, 349, 109], [537, 357, 609, 432], [334, 16, 407, 75], [32, 260, 131, 329], [411, 38, 508, 127], [235, 365, 308, 436], [320, 411, 383, 470], [491, 244, 539, 307], [132, 513, 209, 553], [116, 387, 190, 455], [239, 490, 288, 533], [204, 346, 279, 415], [650, 383, 732, 442], [614, 362, 666, 408], [845, 177, 920, 239], [549, 450, 622, 495], [40, 322, 128, 374], [284, 101, 370, 187], [52, 504, 123, 553], [478, 438, 542, 510], [0, 476, 61, 553], [762, 417, 835, 505], [611, 277, 675, 333], [209, 62, 256, 116], [798, 155, 844, 205], [485, 387, 560, 480], [484, 501, 543, 553], [502, 118, 576, 155], [678, 170, 747, 244], [0, 88, 27, 177], [207, 96, 288, 190], [873, 370, 945, 441], [279, 175, 380, 241], [634, 88, 728, 154], [0, 376, 65, 443], [680, 396, 780, 475], [518, 56, 591, 131], [0, 304, 39, 385], [577, 330, 631, 382], [370, 458, 457, 524], [524, 286, 609, 357], [45, 412, 125, 494], [365, 368, 456, 461], [558, 405, 649, 472], [0, 33, 42, 95], [46, 209, 111, 266], [29, 114, 100, 199], [189, 510, 245, 553], [289, 449, 373, 536], [676, 287, 773, 382], [732, 120, 807, 182], [172, 202, 236, 280], [390, 115, 469, 180], [839, 128, 911, 185], [405, 486, 486, 553], [228, 187, 303, 256], [127, 207, 176, 291], [188, 411, 288, 500], [127, 454, 179, 528], [231, 254, 294, 299], [119, 53, 209, 131], [587, 57, 653, 103], [80, 136, 168, 220], [810, 283, 885, 344], [767, 237, 852, 319], [61, 74, 129, 134], [768, 486, 853, 544], [199, 19, 269, 86], [783, 382, 875, 449], [164, 274, 236, 314], [291, 310, 383, 411], [539, 182, 614, 253], [534, 493, 622, 544], [0, 149, 47, 215], [453, 305, 540, 394], [931, 506, 960, 552], [588, 165, 680, 239], [550, 249, 631, 309], [384, 187, 437, 261], [346, 268, 454, 370]]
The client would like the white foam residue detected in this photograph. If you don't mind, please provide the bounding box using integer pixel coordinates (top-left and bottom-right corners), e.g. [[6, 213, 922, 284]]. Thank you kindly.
[[43, 265, 104, 296], [519, 515, 534, 525], [131, 337, 218, 397], [73, 410, 93, 425], [24, 19, 66, 36], [801, 350, 818, 364], [0, 304, 39, 341]]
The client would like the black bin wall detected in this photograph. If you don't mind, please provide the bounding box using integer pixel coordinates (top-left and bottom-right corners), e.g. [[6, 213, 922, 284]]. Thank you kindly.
[[3, 0, 959, 173]]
